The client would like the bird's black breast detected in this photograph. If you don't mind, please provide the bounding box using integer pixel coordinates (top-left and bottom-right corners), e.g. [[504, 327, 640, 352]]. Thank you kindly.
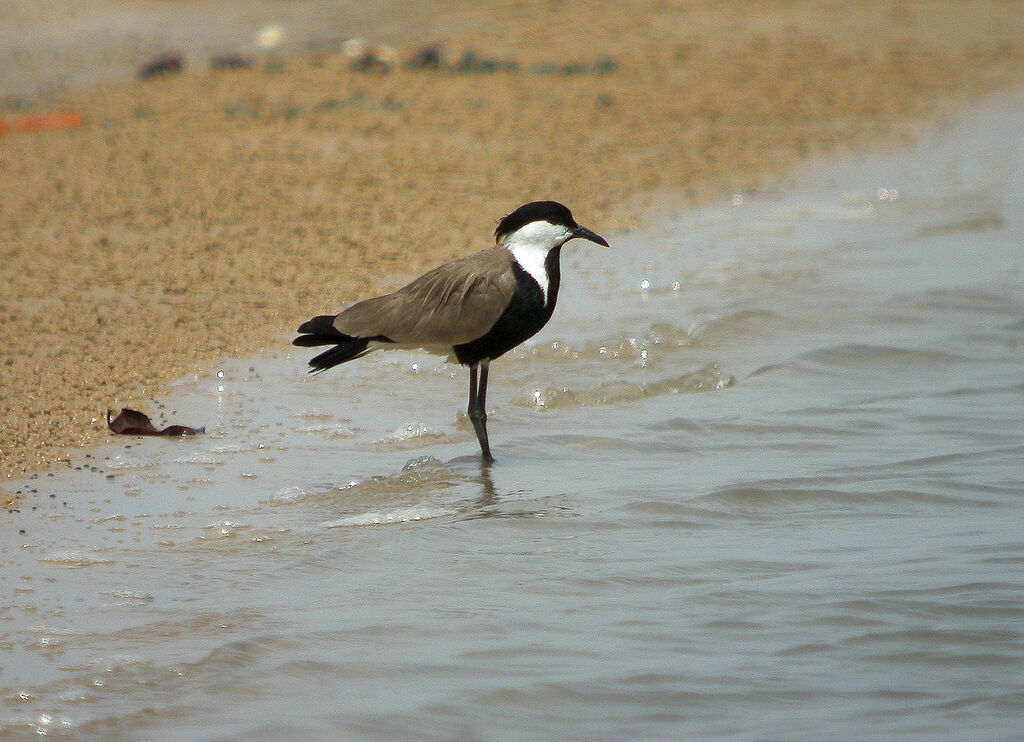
[[453, 247, 562, 366]]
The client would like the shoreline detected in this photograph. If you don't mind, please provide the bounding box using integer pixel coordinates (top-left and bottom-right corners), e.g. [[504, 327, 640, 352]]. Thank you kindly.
[[4, 0, 1024, 502]]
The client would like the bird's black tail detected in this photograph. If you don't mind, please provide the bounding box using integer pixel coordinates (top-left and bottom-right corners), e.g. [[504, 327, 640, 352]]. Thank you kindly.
[[306, 340, 372, 372], [293, 315, 371, 373], [294, 315, 346, 346]]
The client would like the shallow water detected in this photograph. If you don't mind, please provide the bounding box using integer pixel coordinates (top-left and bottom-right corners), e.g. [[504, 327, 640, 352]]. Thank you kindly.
[[4, 93, 1024, 740]]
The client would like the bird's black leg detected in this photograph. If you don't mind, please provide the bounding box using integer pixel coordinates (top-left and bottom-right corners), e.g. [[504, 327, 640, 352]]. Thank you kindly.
[[468, 361, 494, 463]]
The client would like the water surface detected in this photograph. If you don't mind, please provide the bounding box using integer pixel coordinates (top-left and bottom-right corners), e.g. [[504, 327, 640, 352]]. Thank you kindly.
[[3, 93, 1024, 740]]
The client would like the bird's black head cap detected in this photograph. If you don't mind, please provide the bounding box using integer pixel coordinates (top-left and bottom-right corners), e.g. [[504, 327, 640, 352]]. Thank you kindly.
[[495, 201, 576, 241]]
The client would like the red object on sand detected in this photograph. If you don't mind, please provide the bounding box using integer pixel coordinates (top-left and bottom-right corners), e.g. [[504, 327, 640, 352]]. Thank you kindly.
[[0, 112, 83, 135]]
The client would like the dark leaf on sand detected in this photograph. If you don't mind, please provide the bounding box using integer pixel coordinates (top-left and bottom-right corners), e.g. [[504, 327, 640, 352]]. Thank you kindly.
[[107, 408, 205, 436]]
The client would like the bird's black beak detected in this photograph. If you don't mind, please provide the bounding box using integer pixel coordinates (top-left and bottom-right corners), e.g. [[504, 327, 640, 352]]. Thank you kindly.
[[572, 224, 610, 247]]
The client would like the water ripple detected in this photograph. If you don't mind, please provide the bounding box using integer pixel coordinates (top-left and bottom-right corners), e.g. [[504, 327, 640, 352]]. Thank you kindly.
[[512, 364, 734, 410]]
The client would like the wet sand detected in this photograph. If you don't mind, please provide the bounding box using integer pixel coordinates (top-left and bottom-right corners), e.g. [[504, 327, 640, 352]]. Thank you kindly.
[[3, 0, 1024, 498]]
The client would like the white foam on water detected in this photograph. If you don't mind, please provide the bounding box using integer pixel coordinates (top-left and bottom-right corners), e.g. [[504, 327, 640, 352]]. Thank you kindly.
[[296, 423, 357, 438], [268, 485, 312, 503], [374, 422, 446, 444], [173, 450, 223, 465], [39, 550, 115, 568], [320, 505, 453, 528]]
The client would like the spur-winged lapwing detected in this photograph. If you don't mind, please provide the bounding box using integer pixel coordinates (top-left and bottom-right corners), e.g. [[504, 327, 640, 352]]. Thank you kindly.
[[293, 200, 609, 462]]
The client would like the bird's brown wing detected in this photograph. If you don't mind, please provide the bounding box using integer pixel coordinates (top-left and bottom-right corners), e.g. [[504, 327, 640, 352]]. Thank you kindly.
[[332, 247, 516, 345]]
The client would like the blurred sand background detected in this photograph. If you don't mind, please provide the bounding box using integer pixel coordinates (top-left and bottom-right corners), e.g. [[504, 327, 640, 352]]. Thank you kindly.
[[2, 0, 1024, 500]]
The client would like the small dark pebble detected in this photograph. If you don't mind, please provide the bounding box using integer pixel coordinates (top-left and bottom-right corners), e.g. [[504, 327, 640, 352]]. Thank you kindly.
[[560, 63, 590, 76], [455, 51, 517, 74], [19, 529, 26, 535], [349, 54, 391, 73], [138, 53, 184, 79], [407, 45, 444, 70], [211, 54, 252, 71], [528, 58, 618, 75]]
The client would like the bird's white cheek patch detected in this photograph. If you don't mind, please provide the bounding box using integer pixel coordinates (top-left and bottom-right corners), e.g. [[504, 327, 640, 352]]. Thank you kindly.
[[508, 243, 550, 302], [504, 221, 571, 303]]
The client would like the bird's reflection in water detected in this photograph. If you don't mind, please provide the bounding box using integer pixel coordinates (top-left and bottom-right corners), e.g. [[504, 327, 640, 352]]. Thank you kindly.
[[447, 455, 500, 518], [472, 459, 498, 515]]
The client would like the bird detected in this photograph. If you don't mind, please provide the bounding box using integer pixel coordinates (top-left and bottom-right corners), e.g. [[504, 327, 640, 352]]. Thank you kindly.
[[293, 200, 609, 463]]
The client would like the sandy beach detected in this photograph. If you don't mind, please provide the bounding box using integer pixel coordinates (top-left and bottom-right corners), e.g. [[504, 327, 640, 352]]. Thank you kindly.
[[2, 0, 1024, 500]]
